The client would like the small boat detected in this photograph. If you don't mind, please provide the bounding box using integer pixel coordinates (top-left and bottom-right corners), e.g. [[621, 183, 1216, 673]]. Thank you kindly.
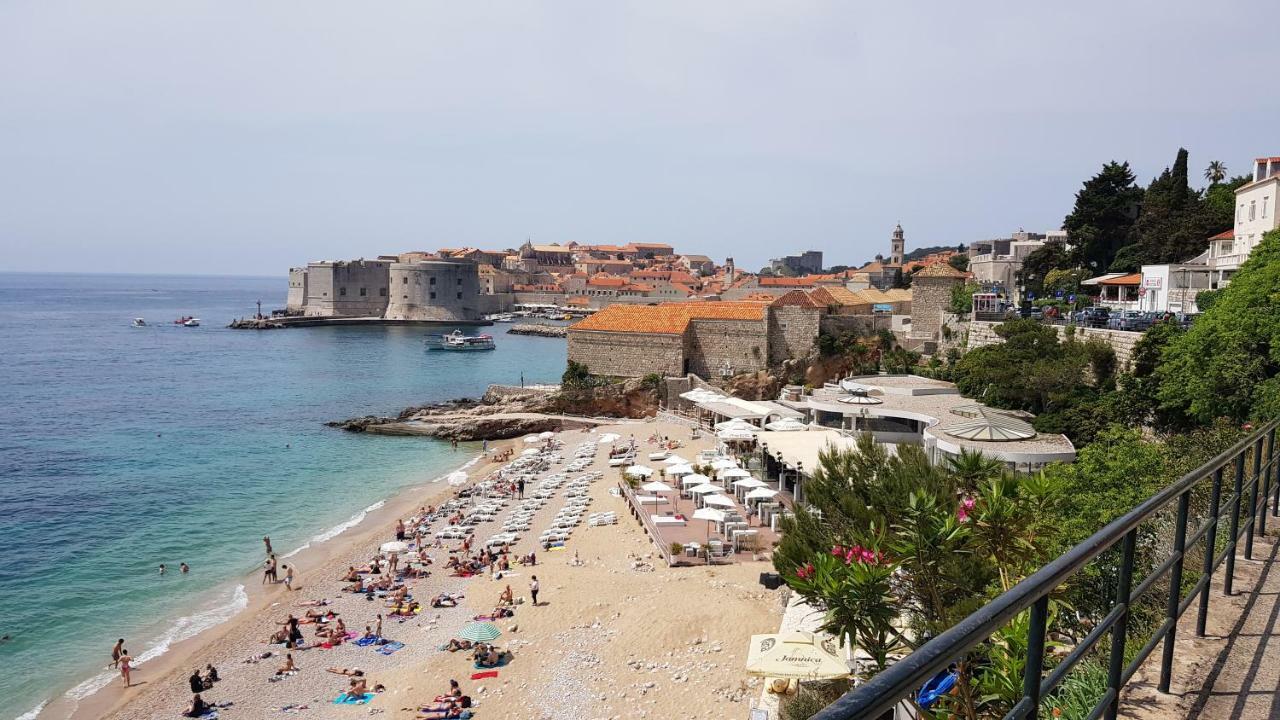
[[429, 330, 495, 351], [131, 318, 147, 327], [174, 316, 201, 327]]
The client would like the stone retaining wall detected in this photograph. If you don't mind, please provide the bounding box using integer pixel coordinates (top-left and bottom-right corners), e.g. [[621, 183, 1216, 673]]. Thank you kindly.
[[963, 320, 1142, 369]]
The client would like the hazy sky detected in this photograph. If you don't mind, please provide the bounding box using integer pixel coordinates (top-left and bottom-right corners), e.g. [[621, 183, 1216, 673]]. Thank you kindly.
[[3, 1, 1277, 276]]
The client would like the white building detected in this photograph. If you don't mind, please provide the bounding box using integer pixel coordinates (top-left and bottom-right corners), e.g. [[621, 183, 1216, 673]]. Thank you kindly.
[[968, 230, 1063, 296], [1137, 255, 1211, 314], [1207, 156, 1280, 288]]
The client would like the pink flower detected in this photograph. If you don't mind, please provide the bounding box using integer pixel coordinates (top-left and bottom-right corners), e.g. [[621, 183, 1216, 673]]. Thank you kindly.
[[796, 563, 815, 580], [957, 507, 969, 522], [831, 545, 845, 558]]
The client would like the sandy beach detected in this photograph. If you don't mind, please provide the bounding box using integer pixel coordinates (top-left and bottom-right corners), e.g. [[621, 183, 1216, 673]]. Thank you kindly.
[[81, 420, 783, 720]]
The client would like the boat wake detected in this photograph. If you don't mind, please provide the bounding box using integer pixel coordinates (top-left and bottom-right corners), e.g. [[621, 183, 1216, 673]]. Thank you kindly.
[[63, 584, 249, 704]]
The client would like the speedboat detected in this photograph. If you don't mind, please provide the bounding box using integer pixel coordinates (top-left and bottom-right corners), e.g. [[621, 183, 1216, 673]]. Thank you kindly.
[[430, 330, 495, 351], [131, 318, 147, 327], [175, 317, 201, 327]]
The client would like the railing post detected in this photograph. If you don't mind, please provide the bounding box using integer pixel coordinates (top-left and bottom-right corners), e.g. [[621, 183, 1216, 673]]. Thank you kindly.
[[1261, 431, 1273, 533], [1270, 427, 1279, 518], [1197, 467, 1224, 637], [1225, 451, 1246, 596], [1159, 490, 1191, 693], [1248, 438, 1264, 559], [1106, 530, 1137, 720], [1024, 595, 1049, 719]]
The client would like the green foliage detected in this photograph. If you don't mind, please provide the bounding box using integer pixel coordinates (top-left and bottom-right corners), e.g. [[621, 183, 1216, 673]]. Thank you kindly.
[[950, 281, 982, 314], [780, 681, 848, 720], [1042, 268, 1088, 297], [640, 372, 663, 391], [1017, 242, 1077, 298], [1203, 175, 1249, 226], [1124, 148, 1230, 266], [1195, 288, 1220, 312], [948, 253, 970, 272], [561, 360, 595, 389], [1156, 229, 1280, 425], [1063, 161, 1142, 271]]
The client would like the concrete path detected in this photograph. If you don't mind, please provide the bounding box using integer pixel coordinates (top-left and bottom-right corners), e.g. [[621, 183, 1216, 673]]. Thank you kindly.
[[1121, 531, 1280, 719]]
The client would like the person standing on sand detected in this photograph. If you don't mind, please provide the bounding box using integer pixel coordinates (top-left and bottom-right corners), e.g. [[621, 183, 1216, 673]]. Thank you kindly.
[[530, 576, 540, 606], [482, 439, 488, 455], [111, 638, 125, 668], [263, 556, 275, 584], [119, 650, 133, 687], [283, 564, 294, 590], [517, 478, 525, 500], [264, 536, 273, 556], [374, 613, 383, 639]]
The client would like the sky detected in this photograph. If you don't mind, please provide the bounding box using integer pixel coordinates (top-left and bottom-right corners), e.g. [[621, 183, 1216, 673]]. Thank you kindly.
[[2, 1, 1278, 277]]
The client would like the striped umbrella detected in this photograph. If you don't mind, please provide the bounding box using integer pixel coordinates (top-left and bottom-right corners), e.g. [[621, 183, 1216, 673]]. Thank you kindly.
[[458, 622, 502, 643]]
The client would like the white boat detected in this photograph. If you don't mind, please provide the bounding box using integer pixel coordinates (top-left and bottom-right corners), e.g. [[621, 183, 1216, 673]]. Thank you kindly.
[[430, 330, 495, 351], [131, 318, 147, 327], [182, 318, 201, 327]]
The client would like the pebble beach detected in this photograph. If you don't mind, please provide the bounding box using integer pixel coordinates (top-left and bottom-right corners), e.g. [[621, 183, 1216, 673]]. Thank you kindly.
[[91, 420, 784, 720]]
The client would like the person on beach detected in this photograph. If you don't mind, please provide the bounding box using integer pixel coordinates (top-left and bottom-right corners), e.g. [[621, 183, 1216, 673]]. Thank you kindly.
[[283, 564, 294, 590], [189, 669, 203, 694], [276, 653, 296, 675], [498, 585, 513, 606], [395, 519, 406, 541], [517, 478, 525, 499], [111, 638, 125, 668], [530, 576, 540, 606], [184, 694, 209, 718], [264, 536, 273, 556], [263, 556, 277, 584], [159, 563, 166, 575], [280, 615, 303, 646], [119, 649, 133, 687], [482, 440, 488, 454], [204, 664, 219, 686], [180, 562, 190, 574], [374, 613, 383, 639]]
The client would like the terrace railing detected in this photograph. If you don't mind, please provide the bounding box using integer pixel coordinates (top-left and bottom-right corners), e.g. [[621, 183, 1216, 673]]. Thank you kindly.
[[813, 418, 1280, 720]]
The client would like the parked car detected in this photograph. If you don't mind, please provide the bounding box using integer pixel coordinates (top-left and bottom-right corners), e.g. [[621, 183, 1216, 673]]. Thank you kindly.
[[1107, 310, 1151, 332], [1072, 307, 1110, 328]]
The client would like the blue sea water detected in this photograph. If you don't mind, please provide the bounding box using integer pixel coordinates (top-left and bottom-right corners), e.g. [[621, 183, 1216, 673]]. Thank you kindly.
[[0, 273, 566, 719]]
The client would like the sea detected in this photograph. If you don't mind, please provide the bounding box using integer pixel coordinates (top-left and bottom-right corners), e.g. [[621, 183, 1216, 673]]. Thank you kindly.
[[0, 273, 567, 719]]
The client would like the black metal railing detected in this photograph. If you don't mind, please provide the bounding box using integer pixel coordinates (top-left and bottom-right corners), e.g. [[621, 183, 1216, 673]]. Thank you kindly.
[[813, 419, 1280, 720]]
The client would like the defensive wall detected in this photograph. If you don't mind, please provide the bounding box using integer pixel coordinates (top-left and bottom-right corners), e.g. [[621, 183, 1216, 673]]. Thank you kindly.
[[963, 320, 1142, 369]]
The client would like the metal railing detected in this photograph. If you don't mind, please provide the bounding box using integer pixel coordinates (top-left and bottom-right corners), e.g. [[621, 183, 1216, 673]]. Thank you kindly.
[[813, 419, 1280, 720]]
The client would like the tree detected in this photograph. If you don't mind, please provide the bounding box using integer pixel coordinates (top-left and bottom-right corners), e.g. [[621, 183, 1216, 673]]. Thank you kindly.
[[1204, 175, 1250, 229], [1016, 242, 1075, 299], [1156, 229, 1280, 425], [1204, 160, 1227, 184], [948, 254, 970, 273], [950, 281, 982, 314], [1125, 148, 1227, 266], [1063, 161, 1142, 271]]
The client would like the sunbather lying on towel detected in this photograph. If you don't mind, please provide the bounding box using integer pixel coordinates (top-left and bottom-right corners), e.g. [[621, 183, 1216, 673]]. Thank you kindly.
[[430, 594, 460, 608], [440, 639, 473, 652], [326, 667, 364, 676]]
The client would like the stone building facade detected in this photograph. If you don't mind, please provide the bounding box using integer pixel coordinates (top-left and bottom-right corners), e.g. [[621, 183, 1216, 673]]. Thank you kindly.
[[567, 330, 688, 377], [302, 259, 393, 317], [286, 267, 309, 313], [385, 259, 482, 322], [909, 263, 966, 340]]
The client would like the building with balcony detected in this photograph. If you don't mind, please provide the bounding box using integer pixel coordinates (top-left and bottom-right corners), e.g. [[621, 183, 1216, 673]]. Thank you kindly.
[[968, 230, 1063, 296], [1207, 156, 1280, 287]]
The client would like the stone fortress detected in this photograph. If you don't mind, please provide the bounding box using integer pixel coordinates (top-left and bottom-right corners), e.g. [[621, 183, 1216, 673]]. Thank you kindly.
[[286, 254, 485, 323]]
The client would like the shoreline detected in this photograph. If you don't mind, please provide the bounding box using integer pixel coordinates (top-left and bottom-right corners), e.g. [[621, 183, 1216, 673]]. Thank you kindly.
[[35, 440, 518, 720]]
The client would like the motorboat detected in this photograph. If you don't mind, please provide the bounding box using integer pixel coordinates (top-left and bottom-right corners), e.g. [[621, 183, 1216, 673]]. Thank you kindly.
[[430, 330, 495, 351], [131, 318, 147, 327], [174, 316, 201, 327]]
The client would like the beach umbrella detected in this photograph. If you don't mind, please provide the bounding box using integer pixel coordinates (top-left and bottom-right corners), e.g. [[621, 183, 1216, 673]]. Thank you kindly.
[[684, 473, 712, 485], [520, 448, 539, 456], [458, 622, 502, 643], [732, 478, 768, 489], [717, 428, 756, 441], [744, 632, 850, 680], [689, 483, 721, 494], [446, 471, 469, 486], [599, 433, 620, 443], [710, 458, 739, 470], [764, 417, 807, 432], [666, 463, 694, 476], [523, 435, 543, 444], [681, 475, 707, 487], [380, 541, 409, 554], [641, 480, 673, 493], [745, 488, 779, 500], [692, 507, 726, 523], [624, 465, 654, 478], [714, 418, 756, 432], [539, 431, 555, 439], [720, 468, 752, 479], [662, 454, 691, 465], [703, 494, 736, 508]]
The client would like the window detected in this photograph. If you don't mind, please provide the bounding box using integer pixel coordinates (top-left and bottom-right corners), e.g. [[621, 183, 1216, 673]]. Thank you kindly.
[[429, 276, 436, 285], [456, 292, 463, 300], [457, 278, 463, 286], [359, 287, 366, 296], [339, 287, 346, 296], [1264, 196, 1270, 219], [402, 277, 407, 284], [379, 287, 387, 297], [1249, 200, 1256, 221], [429, 291, 436, 300]]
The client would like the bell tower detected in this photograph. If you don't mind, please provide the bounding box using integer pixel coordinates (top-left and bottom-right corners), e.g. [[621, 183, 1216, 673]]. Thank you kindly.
[[890, 224, 905, 265]]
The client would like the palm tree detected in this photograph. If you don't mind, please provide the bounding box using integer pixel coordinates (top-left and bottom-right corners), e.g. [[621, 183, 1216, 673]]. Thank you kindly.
[[1205, 160, 1227, 185]]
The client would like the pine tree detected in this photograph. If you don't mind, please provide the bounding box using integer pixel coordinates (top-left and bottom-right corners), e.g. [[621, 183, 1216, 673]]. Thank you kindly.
[[1063, 161, 1142, 271]]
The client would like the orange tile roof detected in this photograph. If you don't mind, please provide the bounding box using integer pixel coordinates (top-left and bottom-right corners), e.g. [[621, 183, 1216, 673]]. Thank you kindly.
[[1099, 272, 1142, 286], [570, 302, 766, 335], [770, 290, 821, 308], [759, 276, 814, 287], [1209, 229, 1234, 240], [588, 276, 627, 288], [914, 263, 966, 279]]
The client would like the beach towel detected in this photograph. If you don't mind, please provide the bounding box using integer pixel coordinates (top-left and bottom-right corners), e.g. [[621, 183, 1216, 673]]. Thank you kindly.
[[474, 656, 510, 670], [376, 641, 405, 655], [354, 635, 381, 647], [332, 693, 375, 705], [470, 670, 499, 680]]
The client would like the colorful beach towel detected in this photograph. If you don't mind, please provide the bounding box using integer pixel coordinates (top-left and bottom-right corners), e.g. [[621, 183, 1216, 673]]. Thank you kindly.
[[376, 641, 405, 655], [474, 656, 510, 670], [332, 692, 375, 705], [353, 635, 381, 647], [470, 670, 499, 680]]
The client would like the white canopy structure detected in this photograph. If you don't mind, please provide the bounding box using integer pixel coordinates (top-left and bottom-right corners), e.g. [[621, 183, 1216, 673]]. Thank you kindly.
[[715, 418, 757, 432], [662, 454, 691, 466], [692, 507, 726, 523], [745, 487, 780, 500], [684, 473, 712, 485], [624, 465, 654, 478], [641, 480, 673, 493], [764, 417, 808, 432], [703, 494, 737, 508], [689, 483, 721, 494], [710, 458, 740, 470], [666, 463, 694, 476], [717, 428, 757, 441], [719, 467, 753, 479], [732, 478, 768, 489]]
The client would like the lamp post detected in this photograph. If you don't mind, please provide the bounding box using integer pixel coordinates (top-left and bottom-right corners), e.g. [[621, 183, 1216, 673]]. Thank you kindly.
[[796, 461, 805, 505]]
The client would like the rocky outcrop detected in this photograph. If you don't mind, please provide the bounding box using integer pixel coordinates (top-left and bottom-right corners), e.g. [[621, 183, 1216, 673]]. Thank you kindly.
[[328, 380, 658, 440]]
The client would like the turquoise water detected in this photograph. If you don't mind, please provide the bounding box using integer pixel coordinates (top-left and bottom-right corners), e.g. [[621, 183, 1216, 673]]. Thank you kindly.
[[0, 273, 566, 719]]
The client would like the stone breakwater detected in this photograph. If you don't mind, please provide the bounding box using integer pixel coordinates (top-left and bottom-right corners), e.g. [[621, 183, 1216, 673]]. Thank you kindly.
[[507, 323, 568, 337]]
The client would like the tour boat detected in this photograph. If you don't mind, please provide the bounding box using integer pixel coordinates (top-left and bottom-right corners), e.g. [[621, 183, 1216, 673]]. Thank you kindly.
[[174, 316, 201, 327], [131, 318, 147, 327], [430, 330, 495, 351]]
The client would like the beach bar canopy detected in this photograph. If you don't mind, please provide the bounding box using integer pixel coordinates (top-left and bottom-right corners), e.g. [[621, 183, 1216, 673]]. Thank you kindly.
[[624, 465, 654, 478], [746, 487, 780, 500], [666, 463, 694, 476], [693, 507, 726, 523], [689, 483, 721, 494], [732, 478, 768, 489], [641, 480, 673, 493], [744, 632, 850, 680], [720, 467, 753, 479], [703, 494, 737, 508]]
